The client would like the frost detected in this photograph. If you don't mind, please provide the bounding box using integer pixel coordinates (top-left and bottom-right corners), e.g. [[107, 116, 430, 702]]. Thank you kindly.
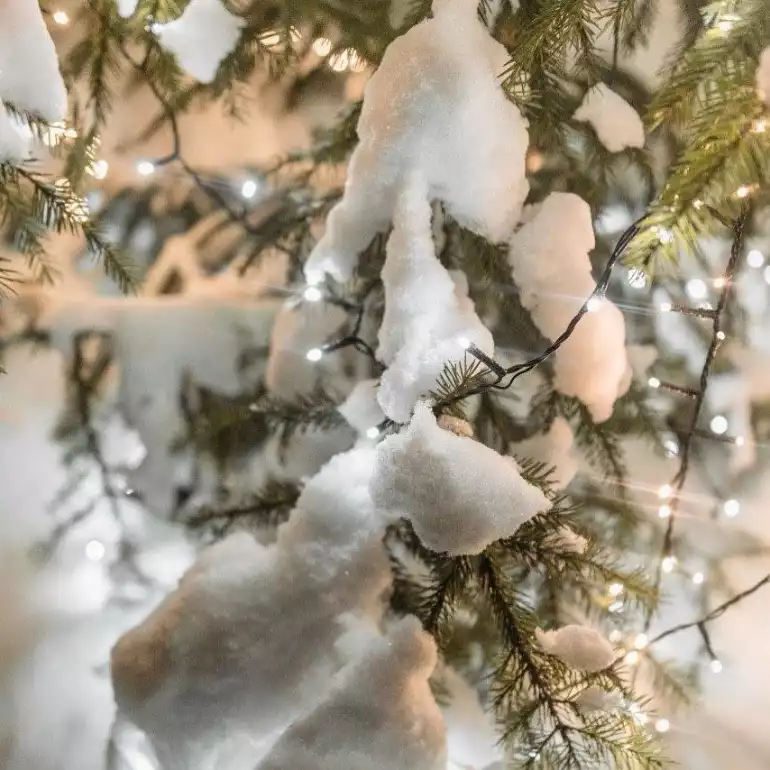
[[0, 102, 31, 164], [338, 379, 385, 435], [513, 417, 577, 490], [153, 0, 245, 84], [111, 447, 397, 769], [508, 193, 628, 422], [376, 176, 493, 422], [0, 0, 68, 122], [255, 617, 446, 770], [535, 625, 614, 672], [757, 46, 770, 104], [303, 0, 529, 284], [573, 84, 645, 153], [371, 402, 551, 555]]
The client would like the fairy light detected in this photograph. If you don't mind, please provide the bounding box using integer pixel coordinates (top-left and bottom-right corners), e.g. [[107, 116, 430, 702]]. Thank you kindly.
[[52, 9, 69, 24], [752, 118, 767, 134], [658, 504, 672, 519], [624, 650, 640, 666], [685, 278, 707, 300], [657, 484, 672, 499], [648, 376, 661, 389], [661, 555, 677, 573], [735, 184, 753, 199], [348, 50, 368, 73], [306, 347, 323, 362], [328, 50, 350, 72], [260, 30, 282, 48], [723, 498, 740, 517], [586, 297, 602, 312], [303, 286, 322, 302], [716, 330, 726, 341], [87, 159, 109, 180], [710, 659, 723, 674], [659, 301, 672, 312], [735, 435, 745, 447], [709, 414, 728, 435], [747, 249, 765, 268], [365, 426, 380, 439], [655, 718, 671, 734], [664, 437, 679, 457], [608, 600, 624, 614], [312, 37, 332, 56], [713, 276, 727, 289], [628, 268, 647, 289], [85, 539, 106, 561], [692, 571, 705, 585], [633, 633, 649, 650], [609, 629, 623, 643], [241, 179, 258, 199], [608, 582, 624, 597], [136, 160, 155, 176]]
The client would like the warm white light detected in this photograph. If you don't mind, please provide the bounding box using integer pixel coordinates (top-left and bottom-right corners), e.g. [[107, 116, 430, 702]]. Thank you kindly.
[[658, 484, 672, 499], [710, 659, 723, 674], [312, 37, 332, 56], [713, 277, 727, 289], [328, 50, 350, 72], [303, 286, 322, 302], [735, 435, 745, 447], [136, 160, 155, 176], [655, 718, 671, 734], [664, 438, 679, 457], [648, 377, 661, 389], [624, 650, 640, 666], [661, 556, 676, 573], [89, 159, 109, 179], [686, 278, 707, 300], [628, 269, 647, 289], [710, 414, 728, 435], [586, 297, 602, 312], [747, 249, 765, 268], [52, 9, 69, 24], [241, 179, 258, 199], [657, 228, 674, 244], [365, 426, 380, 439], [608, 582, 624, 597], [634, 633, 649, 650], [349, 50, 368, 73], [457, 336, 471, 350], [608, 600, 624, 614], [723, 498, 740, 517], [609, 629, 623, 643], [261, 30, 281, 47], [692, 571, 705, 585], [658, 505, 672, 519], [306, 347, 323, 362], [85, 540, 106, 561], [735, 185, 752, 199], [716, 331, 726, 341], [660, 301, 672, 312]]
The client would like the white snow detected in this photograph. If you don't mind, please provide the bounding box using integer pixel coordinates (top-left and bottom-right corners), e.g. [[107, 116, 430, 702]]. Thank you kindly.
[[535, 625, 614, 672], [0, 0, 68, 123], [338, 379, 385, 435], [573, 84, 645, 153], [376, 175, 494, 422], [513, 416, 577, 490], [508, 193, 628, 423], [756, 47, 770, 104], [0, 102, 31, 164], [303, 0, 529, 284], [153, 0, 245, 84], [117, 0, 140, 17], [371, 402, 551, 555], [255, 617, 447, 770]]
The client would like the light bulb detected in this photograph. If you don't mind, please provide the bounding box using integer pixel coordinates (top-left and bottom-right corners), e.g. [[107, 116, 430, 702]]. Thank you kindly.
[[241, 179, 258, 199], [692, 572, 705, 585], [586, 297, 602, 312], [89, 159, 109, 179], [633, 633, 649, 650], [312, 37, 332, 56], [747, 249, 765, 268], [303, 286, 322, 302], [655, 718, 670, 734], [664, 438, 679, 457], [624, 650, 640, 666], [365, 426, 380, 439], [686, 278, 707, 300], [710, 415, 728, 435], [609, 629, 623, 643], [710, 659, 723, 674], [608, 582, 624, 597], [608, 600, 624, 614], [628, 269, 647, 289], [713, 277, 727, 289], [661, 556, 676, 573], [735, 185, 752, 199], [136, 160, 155, 176], [52, 9, 69, 24], [716, 331, 726, 341], [306, 347, 323, 362], [660, 301, 672, 312], [658, 505, 672, 519], [85, 540, 106, 561], [723, 498, 740, 517], [735, 435, 745, 447], [648, 377, 661, 389], [658, 484, 672, 499]]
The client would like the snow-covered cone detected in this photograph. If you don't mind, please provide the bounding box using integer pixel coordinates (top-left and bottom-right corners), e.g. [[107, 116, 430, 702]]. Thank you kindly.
[[371, 402, 551, 555], [535, 625, 614, 672]]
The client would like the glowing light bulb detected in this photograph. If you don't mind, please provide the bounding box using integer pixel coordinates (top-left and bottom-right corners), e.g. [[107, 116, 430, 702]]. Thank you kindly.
[[628, 269, 647, 289], [735, 435, 745, 447], [648, 376, 661, 389], [661, 556, 676, 573], [710, 414, 728, 435], [633, 633, 649, 650], [658, 484, 672, 499], [306, 347, 323, 362], [723, 498, 740, 517], [713, 276, 727, 289], [312, 37, 332, 56], [241, 179, 258, 199], [658, 505, 671, 519], [747, 249, 765, 268], [89, 159, 109, 179], [657, 228, 674, 244], [735, 184, 752, 199], [609, 629, 623, 643], [716, 331, 726, 341], [686, 278, 707, 300], [136, 160, 155, 176], [52, 9, 69, 24], [664, 438, 679, 457], [85, 539, 106, 561], [710, 659, 723, 674], [303, 286, 322, 302], [586, 297, 602, 312], [655, 718, 670, 734], [608, 582, 624, 597], [660, 301, 672, 313], [692, 572, 705, 585], [608, 600, 624, 614], [365, 426, 380, 439], [624, 650, 640, 666]]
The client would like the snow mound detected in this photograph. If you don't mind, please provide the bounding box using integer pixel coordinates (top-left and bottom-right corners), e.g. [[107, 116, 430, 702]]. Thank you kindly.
[[535, 625, 614, 672], [573, 84, 645, 153]]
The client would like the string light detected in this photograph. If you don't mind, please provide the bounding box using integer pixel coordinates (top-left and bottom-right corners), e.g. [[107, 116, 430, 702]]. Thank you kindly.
[[663, 437, 679, 457], [658, 504, 672, 519], [655, 718, 671, 734], [648, 376, 661, 389], [735, 435, 745, 447], [586, 297, 602, 312], [306, 347, 323, 362], [692, 571, 705, 585], [365, 426, 380, 439], [87, 159, 109, 180], [628, 268, 647, 289], [608, 582, 624, 597], [136, 160, 155, 176], [660, 301, 672, 312], [747, 249, 765, 268], [685, 278, 707, 300], [312, 37, 332, 56], [716, 331, 726, 341], [709, 414, 728, 435], [657, 484, 672, 499], [609, 629, 623, 643], [85, 539, 106, 561], [712, 276, 727, 289], [661, 556, 677, 573], [633, 633, 649, 650], [52, 9, 69, 24], [735, 184, 753, 199], [723, 498, 740, 517], [752, 118, 767, 134], [328, 50, 350, 72], [710, 659, 723, 674], [303, 286, 322, 302], [624, 650, 640, 666], [241, 179, 258, 199], [608, 600, 624, 613]]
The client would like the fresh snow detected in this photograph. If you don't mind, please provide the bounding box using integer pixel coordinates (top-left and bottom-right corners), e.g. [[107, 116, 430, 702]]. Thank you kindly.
[[535, 625, 615, 672], [303, 0, 529, 284], [371, 402, 551, 555], [573, 84, 645, 153], [513, 416, 577, 490], [508, 192, 628, 422], [338, 379, 385, 435], [153, 0, 245, 84]]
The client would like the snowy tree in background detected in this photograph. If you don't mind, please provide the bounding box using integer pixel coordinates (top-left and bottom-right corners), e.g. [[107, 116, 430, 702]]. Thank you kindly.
[[3, 0, 770, 769]]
